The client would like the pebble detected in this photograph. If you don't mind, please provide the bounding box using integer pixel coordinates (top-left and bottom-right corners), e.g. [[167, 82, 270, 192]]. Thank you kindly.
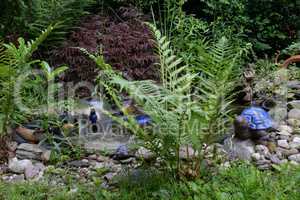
[[135, 147, 155, 161], [256, 159, 271, 165], [120, 157, 135, 164], [289, 137, 300, 149], [257, 164, 271, 170], [277, 147, 299, 157], [288, 100, 300, 109], [288, 109, 300, 121], [255, 145, 270, 157], [270, 155, 281, 164], [288, 154, 300, 163], [251, 153, 261, 161], [287, 119, 300, 127], [103, 172, 117, 183], [277, 140, 290, 149], [68, 160, 90, 168], [41, 150, 51, 162], [277, 128, 292, 136], [2, 174, 25, 183]]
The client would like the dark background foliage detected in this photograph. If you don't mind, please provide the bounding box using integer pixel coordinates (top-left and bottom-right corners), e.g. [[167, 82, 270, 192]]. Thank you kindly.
[[183, 0, 300, 55]]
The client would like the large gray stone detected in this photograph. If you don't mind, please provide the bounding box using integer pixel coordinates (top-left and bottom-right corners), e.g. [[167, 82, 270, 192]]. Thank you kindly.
[[224, 138, 255, 161], [16, 143, 47, 161], [288, 109, 300, 120], [8, 158, 33, 174]]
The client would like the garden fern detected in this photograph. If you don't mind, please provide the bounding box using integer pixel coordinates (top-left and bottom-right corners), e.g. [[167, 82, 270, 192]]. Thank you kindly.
[[0, 25, 55, 135]]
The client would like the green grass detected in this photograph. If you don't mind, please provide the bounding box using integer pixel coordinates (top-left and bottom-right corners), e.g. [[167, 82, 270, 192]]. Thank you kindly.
[[0, 162, 299, 200]]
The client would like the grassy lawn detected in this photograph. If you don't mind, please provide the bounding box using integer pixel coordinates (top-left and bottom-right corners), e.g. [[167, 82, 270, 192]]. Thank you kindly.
[[1, 162, 299, 200]]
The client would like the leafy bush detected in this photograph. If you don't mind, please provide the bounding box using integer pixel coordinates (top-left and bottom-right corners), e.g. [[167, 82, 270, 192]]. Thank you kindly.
[[49, 7, 158, 85], [0, 25, 54, 134], [184, 0, 300, 54], [0, 25, 68, 136]]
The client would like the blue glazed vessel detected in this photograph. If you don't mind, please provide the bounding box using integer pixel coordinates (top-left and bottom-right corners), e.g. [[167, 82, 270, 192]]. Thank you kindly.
[[240, 107, 273, 130]]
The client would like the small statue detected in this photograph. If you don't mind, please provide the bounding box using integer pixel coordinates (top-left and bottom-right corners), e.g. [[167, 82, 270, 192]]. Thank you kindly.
[[89, 108, 98, 124]]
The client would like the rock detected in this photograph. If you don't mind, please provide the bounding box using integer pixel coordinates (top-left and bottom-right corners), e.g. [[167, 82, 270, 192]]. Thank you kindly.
[[287, 119, 300, 127], [293, 136, 300, 143], [135, 147, 155, 161], [112, 145, 130, 160], [288, 154, 300, 163], [88, 154, 98, 160], [251, 153, 262, 161], [17, 143, 43, 153], [276, 150, 284, 159], [278, 125, 292, 136], [269, 107, 287, 126], [257, 164, 271, 170], [290, 137, 300, 149], [0, 164, 9, 174], [68, 160, 90, 168], [103, 172, 118, 183], [16, 150, 41, 161], [8, 158, 33, 174], [16, 143, 47, 161], [7, 141, 18, 152], [255, 145, 270, 157], [277, 140, 290, 149], [24, 163, 45, 180], [120, 157, 135, 164], [15, 127, 36, 142], [288, 100, 300, 109], [179, 145, 198, 160], [278, 135, 290, 140], [224, 138, 255, 161], [270, 155, 281, 164], [277, 147, 298, 157], [287, 81, 300, 89], [3, 174, 25, 183], [288, 109, 300, 120], [41, 150, 51, 162], [256, 159, 271, 165]]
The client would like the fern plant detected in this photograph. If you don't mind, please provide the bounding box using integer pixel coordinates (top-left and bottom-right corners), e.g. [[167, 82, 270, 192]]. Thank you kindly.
[[84, 24, 249, 178], [0, 25, 54, 135]]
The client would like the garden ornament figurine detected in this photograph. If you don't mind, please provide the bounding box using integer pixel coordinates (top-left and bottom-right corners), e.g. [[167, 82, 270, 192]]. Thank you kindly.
[[234, 106, 274, 141], [89, 108, 98, 124]]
